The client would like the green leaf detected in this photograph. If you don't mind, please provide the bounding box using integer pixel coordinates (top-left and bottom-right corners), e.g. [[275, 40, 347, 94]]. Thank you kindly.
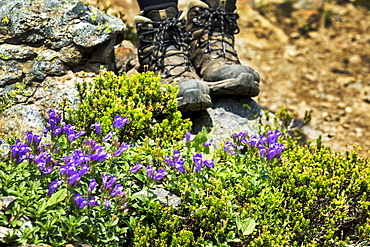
[[236, 217, 255, 236], [46, 189, 67, 208]]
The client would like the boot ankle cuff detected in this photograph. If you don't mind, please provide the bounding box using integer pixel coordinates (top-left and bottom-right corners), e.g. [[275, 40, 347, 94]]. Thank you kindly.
[[143, 2, 178, 17]]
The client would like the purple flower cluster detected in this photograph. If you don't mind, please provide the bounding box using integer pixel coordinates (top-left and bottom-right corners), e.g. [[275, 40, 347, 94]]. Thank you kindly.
[[10, 109, 131, 213], [165, 150, 186, 174], [72, 173, 129, 211], [193, 153, 214, 172], [130, 162, 168, 181], [35, 151, 54, 175], [59, 150, 91, 186], [112, 115, 129, 130], [48, 179, 63, 195], [228, 129, 286, 160], [43, 109, 86, 142], [10, 139, 31, 164]]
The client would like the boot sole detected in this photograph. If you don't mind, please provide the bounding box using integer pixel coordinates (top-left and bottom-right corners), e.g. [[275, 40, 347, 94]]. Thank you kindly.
[[177, 89, 212, 112], [206, 73, 260, 97]]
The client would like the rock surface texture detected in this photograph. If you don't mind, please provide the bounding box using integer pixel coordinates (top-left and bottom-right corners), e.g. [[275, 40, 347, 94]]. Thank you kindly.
[[0, 0, 125, 138]]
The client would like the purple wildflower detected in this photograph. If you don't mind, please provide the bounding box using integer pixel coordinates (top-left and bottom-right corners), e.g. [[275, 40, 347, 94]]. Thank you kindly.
[[74, 193, 88, 210], [165, 150, 185, 174], [68, 173, 81, 186], [42, 166, 53, 175], [114, 142, 130, 157], [90, 145, 109, 162], [110, 184, 124, 197], [102, 130, 115, 142], [185, 131, 191, 142], [267, 129, 282, 145], [258, 145, 267, 158], [89, 197, 101, 208], [10, 139, 31, 164], [48, 109, 57, 120], [224, 141, 232, 153], [232, 131, 248, 144], [203, 139, 213, 147], [92, 122, 102, 136], [113, 115, 129, 130], [104, 197, 110, 209], [28, 153, 35, 162], [75, 129, 86, 140], [193, 153, 203, 172], [146, 165, 153, 178], [26, 132, 33, 145], [203, 160, 215, 169], [88, 178, 98, 196], [48, 179, 63, 195], [130, 162, 144, 173], [35, 152, 52, 169], [102, 174, 117, 189], [62, 124, 75, 135], [52, 126, 62, 138], [33, 135, 42, 147], [101, 173, 109, 186], [152, 168, 167, 181], [266, 143, 285, 160], [241, 138, 249, 146], [258, 135, 268, 147], [249, 135, 258, 148], [78, 163, 90, 177]]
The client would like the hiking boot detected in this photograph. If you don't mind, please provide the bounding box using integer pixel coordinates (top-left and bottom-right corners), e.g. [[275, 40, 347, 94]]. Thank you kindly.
[[187, 0, 260, 97], [135, 4, 212, 112]]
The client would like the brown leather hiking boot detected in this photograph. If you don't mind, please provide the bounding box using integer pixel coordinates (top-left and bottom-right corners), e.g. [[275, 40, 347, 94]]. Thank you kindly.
[[187, 0, 260, 97], [135, 6, 212, 112]]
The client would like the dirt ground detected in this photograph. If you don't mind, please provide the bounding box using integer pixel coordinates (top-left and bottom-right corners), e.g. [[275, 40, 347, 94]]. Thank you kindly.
[[84, 0, 370, 156]]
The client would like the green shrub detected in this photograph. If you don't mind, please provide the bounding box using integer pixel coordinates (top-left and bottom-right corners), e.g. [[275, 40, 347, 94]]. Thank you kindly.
[[241, 138, 370, 246], [68, 71, 191, 145]]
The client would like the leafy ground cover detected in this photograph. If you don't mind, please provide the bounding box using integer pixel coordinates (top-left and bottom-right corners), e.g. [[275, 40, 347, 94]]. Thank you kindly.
[[0, 72, 369, 246]]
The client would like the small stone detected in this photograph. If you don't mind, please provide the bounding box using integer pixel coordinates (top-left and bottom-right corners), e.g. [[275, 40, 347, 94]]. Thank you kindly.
[[348, 54, 362, 64], [336, 76, 356, 86], [0, 196, 16, 211], [0, 227, 13, 241], [345, 107, 353, 113], [290, 32, 301, 39]]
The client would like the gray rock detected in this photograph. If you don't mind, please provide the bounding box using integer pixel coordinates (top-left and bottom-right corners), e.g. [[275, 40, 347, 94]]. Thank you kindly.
[[0, 227, 13, 241], [0, 138, 10, 157], [0, 104, 45, 138], [188, 97, 262, 146], [0, 196, 16, 211], [0, 0, 125, 138], [0, 44, 37, 60]]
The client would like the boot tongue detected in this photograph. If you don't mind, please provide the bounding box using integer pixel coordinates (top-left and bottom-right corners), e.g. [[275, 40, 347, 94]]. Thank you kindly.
[[146, 6, 179, 21], [202, 0, 236, 12]]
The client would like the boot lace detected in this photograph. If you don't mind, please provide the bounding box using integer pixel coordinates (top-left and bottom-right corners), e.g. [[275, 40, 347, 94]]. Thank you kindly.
[[191, 6, 240, 62], [138, 13, 192, 79]]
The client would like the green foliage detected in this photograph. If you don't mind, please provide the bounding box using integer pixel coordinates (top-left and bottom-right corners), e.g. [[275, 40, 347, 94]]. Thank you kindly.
[[68, 71, 191, 145], [242, 138, 370, 246]]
